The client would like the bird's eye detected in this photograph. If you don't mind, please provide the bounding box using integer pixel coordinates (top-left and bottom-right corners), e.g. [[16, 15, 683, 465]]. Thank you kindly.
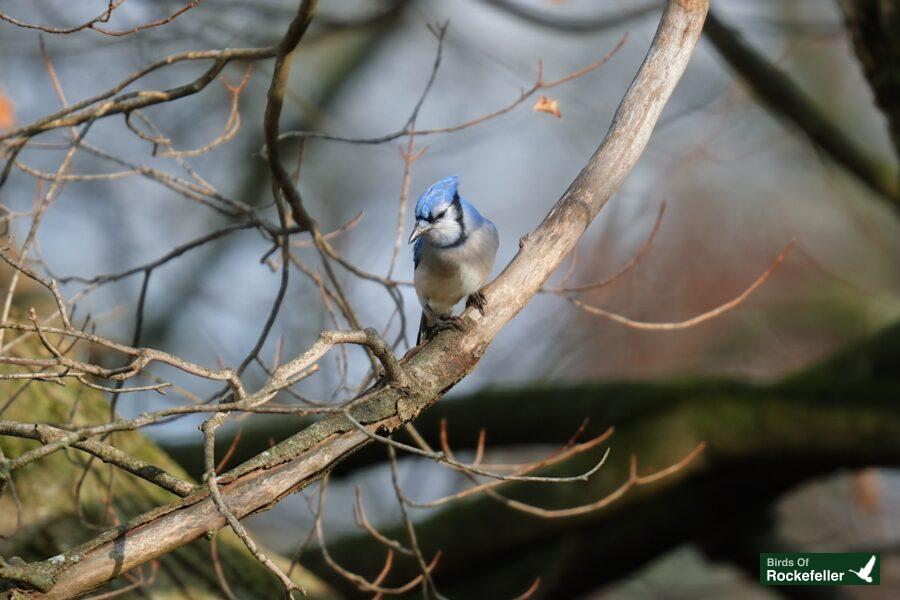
[[435, 210, 447, 220]]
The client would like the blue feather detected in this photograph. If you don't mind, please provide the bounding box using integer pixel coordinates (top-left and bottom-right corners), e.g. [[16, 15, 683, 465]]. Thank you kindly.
[[412, 175, 493, 265], [413, 237, 424, 269], [459, 197, 489, 229], [415, 174, 459, 221]]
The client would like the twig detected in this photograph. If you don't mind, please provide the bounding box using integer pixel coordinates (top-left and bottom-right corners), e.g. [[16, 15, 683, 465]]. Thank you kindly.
[[202, 416, 303, 596], [277, 35, 627, 146], [315, 476, 440, 595], [354, 487, 414, 555], [0, 247, 71, 329], [478, 444, 706, 518], [342, 410, 608, 484], [387, 443, 444, 599], [544, 200, 666, 293], [561, 241, 795, 330]]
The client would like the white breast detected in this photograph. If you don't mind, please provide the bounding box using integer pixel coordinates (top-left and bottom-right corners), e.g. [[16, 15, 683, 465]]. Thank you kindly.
[[414, 223, 499, 317]]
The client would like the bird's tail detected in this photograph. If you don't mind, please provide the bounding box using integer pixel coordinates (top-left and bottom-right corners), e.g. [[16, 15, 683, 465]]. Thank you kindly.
[[416, 311, 427, 345]]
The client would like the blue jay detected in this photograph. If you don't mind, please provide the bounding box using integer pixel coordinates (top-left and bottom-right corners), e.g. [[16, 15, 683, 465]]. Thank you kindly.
[[409, 175, 499, 343]]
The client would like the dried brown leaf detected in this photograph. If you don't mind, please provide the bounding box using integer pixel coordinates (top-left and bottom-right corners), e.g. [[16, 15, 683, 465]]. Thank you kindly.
[[533, 95, 562, 118], [0, 91, 14, 130]]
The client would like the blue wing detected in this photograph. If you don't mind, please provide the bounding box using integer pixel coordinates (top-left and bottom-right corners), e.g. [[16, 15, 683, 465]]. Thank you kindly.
[[413, 237, 424, 269]]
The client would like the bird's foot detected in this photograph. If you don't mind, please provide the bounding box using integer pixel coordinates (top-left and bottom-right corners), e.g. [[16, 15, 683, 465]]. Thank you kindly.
[[425, 315, 464, 340], [466, 291, 487, 315]]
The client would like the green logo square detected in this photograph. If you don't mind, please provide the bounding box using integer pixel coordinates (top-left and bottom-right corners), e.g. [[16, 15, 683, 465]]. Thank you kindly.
[[760, 553, 880, 586]]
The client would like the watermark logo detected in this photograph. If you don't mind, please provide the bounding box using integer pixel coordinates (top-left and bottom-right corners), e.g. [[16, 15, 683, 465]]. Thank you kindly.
[[760, 553, 879, 586]]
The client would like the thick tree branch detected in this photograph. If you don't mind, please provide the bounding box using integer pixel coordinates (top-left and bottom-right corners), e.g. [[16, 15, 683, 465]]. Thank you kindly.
[[8, 2, 709, 597]]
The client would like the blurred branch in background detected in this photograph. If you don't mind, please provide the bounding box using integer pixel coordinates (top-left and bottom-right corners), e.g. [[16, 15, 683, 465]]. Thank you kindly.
[[0, 1, 202, 37], [703, 9, 899, 210], [838, 0, 900, 161], [484, 0, 900, 210]]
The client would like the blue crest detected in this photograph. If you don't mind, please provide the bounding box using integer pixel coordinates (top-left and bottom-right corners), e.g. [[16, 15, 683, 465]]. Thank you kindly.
[[415, 175, 459, 221]]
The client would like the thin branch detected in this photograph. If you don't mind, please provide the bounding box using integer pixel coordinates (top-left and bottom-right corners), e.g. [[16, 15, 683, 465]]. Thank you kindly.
[[354, 487, 414, 555], [0, 421, 193, 497], [0, 47, 274, 142], [478, 444, 706, 519], [545, 200, 666, 293], [387, 443, 444, 600], [342, 410, 608, 484], [0, 1, 124, 35], [0, 1, 203, 37], [315, 476, 440, 596], [277, 34, 627, 146], [403, 422, 614, 509], [202, 415, 302, 596], [0, 246, 71, 329], [209, 535, 239, 600], [561, 240, 794, 330]]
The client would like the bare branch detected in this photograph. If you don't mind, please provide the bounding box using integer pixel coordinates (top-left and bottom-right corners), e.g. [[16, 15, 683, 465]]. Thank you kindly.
[[544, 200, 666, 293], [0, 47, 274, 143], [475, 443, 706, 519], [315, 476, 440, 595], [0, 422, 193, 497], [0, 1, 203, 37], [277, 34, 627, 146], [202, 416, 302, 596], [0, 247, 71, 329], [561, 240, 794, 330]]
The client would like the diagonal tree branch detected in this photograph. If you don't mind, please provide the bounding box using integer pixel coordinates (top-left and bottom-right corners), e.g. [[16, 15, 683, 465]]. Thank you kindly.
[[5, 1, 710, 597]]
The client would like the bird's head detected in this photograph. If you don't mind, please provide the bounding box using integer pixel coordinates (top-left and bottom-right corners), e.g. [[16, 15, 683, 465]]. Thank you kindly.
[[409, 175, 466, 247]]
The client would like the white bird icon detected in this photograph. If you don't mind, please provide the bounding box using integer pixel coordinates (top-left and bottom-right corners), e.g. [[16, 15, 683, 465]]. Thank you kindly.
[[848, 555, 877, 583]]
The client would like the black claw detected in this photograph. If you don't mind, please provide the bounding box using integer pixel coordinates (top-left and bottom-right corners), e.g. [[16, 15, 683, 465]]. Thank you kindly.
[[425, 315, 463, 340], [466, 291, 487, 315]]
